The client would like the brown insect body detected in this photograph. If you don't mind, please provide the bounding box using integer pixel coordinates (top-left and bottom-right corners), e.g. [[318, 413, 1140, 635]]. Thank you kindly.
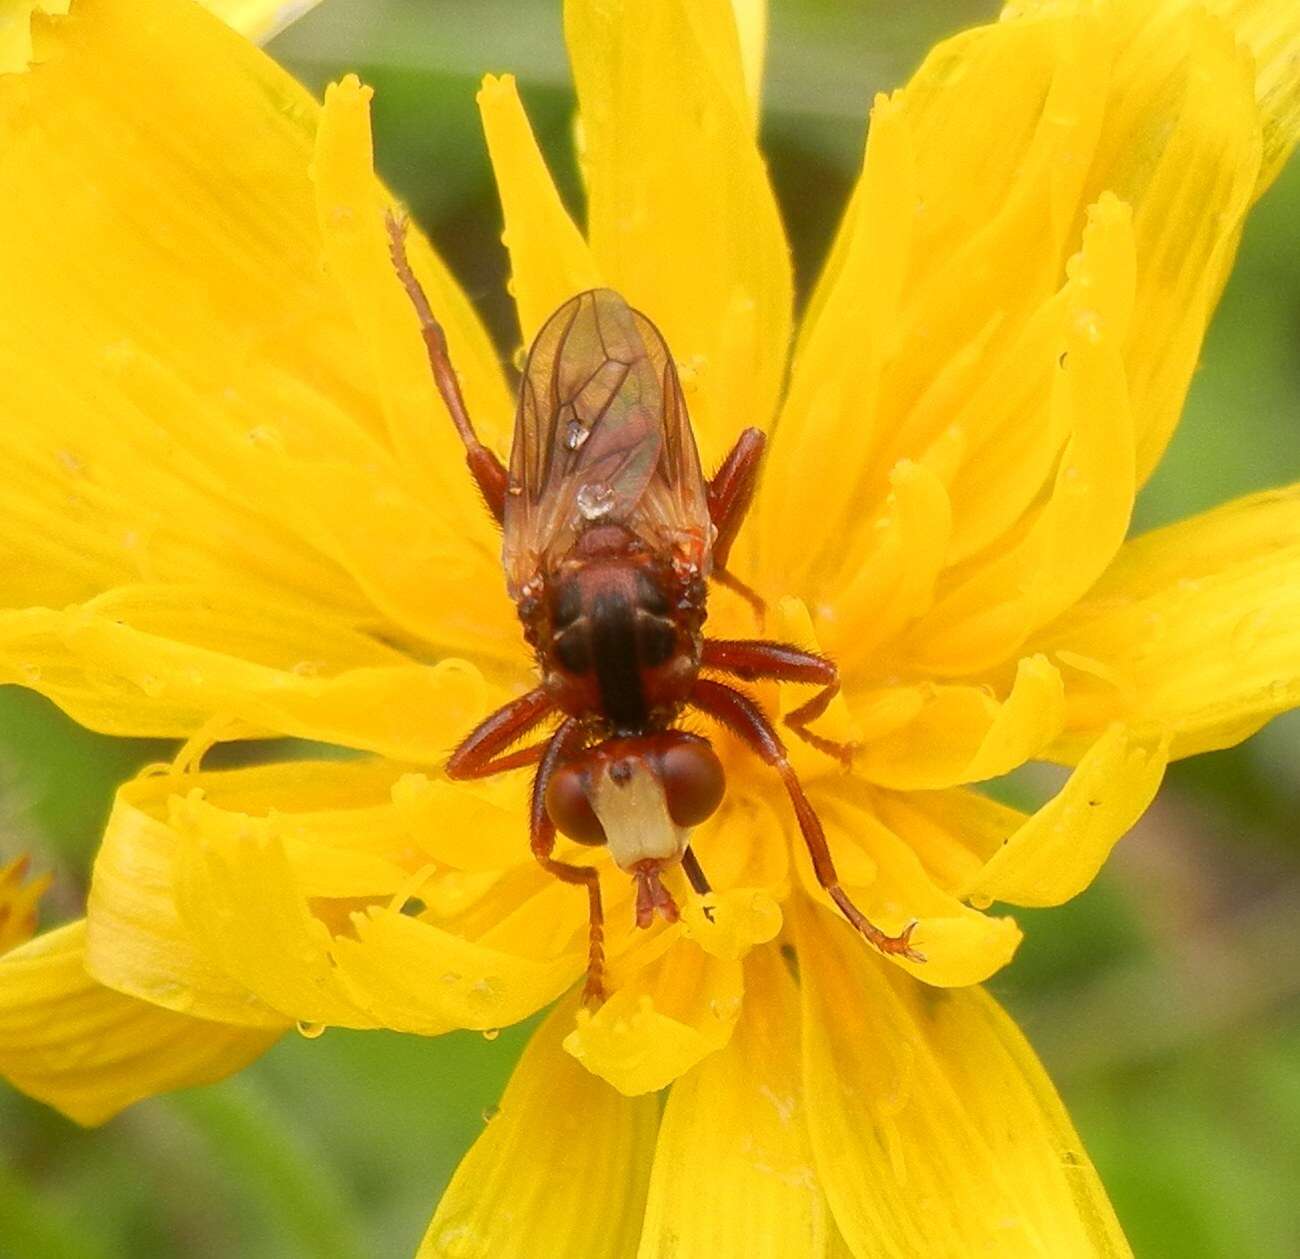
[[531, 523, 702, 734], [387, 214, 922, 1004]]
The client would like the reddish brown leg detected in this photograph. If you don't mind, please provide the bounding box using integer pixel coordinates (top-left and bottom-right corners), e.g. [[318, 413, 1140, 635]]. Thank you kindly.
[[446, 687, 556, 780], [702, 639, 855, 768], [531, 719, 607, 1005], [707, 427, 766, 620], [689, 678, 924, 963], [386, 211, 509, 523]]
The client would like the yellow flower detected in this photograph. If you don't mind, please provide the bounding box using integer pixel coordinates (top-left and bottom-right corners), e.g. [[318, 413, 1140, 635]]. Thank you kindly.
[[0, 0, 1297, 1252]]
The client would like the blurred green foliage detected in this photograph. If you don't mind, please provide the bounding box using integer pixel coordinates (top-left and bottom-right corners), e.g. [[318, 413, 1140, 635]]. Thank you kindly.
[[2, 2, 1298, 1256]]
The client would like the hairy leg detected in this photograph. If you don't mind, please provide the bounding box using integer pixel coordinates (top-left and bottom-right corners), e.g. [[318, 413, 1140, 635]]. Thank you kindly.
[[707, 427, 766, 621], [531, 719, 608, 1005], [702, 638, 854, 767], [446, 686, 556, 780], [386, 211, 509, 522]]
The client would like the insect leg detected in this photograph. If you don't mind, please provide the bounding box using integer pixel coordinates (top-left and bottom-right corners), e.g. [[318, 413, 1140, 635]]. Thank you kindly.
[[531, 718, 607, 1006], [385, 211, 509, 523], [681, 846, 712, 896], [707, 427, 766, 620], [446, 687, 556, 779], [689, 678, 924, 963], [701, 638, 854, 768], [680, 846, 717, 923]]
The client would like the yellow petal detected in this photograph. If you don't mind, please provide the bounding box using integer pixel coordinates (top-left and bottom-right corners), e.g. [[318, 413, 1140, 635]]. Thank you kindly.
[[420, 997, 658, 1259], [1004, 0, 1300, 191], [171, 772, 582, 1033], [730, 0, 767, 124], [478, 73, 600, 346], [905, 197, 1136, 675], [565, 0, 792, 467], [85, 758, 580, 1035], [795, 783, 1022, 987], [772, 597, 866, 747], [962, 725, 1168, 909], [855, 655, 1065, 791], [823, 460, 953, 674], [563, 943, 743, 1095], [198, 0, 323, 43], [0, 584, 497, 755], [796, 904, 1132, 1259], [0, 0, 516, 670], [770, 1, 1266, 624], [313, 74, 515, 545], [0, 920, 281, 1126], [636, 947, 835, 1259], [0, 854, 50, 956], [1099, 7, 1262, 483], [760, 92, 919, 595], [0, 1, 68, 74], [1204, 0, 1300, 188], [679, 888, 782, 962], [1036, 485, 1300, 758], [682, 783, 792, 899], [87, 770, 286, 1028], [329, 900, 584, 1037], [872, 788, 1028, 895]]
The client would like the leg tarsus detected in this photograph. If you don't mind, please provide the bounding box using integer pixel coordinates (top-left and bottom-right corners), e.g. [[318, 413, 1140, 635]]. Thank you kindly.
[[829, 889, 926, 963], [785, 678, 857, 770], [712, 567, 766, 626]]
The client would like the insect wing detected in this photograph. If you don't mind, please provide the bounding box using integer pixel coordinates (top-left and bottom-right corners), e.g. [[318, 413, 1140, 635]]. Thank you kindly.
[[502, 290, 711, 595]]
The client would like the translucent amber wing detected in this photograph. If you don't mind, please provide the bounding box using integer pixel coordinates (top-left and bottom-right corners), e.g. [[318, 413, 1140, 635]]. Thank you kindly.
[[502, 289, 711, 595]]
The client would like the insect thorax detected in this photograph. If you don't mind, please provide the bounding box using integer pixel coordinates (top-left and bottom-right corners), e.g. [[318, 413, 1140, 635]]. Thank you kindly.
[[518, 525, 706, 735]]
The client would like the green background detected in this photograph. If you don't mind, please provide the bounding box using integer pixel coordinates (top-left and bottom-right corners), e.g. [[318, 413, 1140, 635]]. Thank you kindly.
[[2, 1, 1299, 1255]]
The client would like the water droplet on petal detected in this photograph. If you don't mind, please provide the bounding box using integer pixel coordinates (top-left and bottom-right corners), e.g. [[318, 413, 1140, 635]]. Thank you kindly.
[[481, 1027, 500, 1042], [481, 1103, 500, 1123], [564, 420, 590, 451], [295, 1020, 327, 1040]]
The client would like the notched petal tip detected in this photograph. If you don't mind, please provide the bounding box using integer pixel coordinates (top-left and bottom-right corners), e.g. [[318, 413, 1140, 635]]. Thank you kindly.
[[475, 70, 516, 102], [325, 70, 372, 106]]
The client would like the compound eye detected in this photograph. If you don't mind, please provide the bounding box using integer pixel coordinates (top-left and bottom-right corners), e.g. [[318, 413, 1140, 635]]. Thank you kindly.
[[545, 762, 607, 845], [658, 737, 725, 828]]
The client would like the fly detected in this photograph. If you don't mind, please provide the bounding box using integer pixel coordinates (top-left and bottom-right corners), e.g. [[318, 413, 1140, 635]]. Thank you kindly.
[[387, 212, 923, 1003]]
